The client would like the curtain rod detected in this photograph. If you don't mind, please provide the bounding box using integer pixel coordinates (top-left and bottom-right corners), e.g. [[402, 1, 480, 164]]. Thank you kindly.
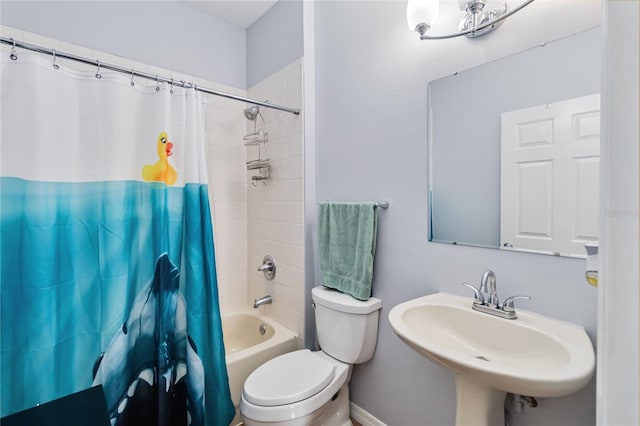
[[0, 36, 301, 116]]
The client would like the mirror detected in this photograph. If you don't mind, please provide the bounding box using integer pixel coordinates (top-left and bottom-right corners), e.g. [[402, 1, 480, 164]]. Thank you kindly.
[[428, 28, 601, 258]]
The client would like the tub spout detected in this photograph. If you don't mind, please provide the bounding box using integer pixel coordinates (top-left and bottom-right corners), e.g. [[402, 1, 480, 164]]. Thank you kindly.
[[253, 295, 272, 308]]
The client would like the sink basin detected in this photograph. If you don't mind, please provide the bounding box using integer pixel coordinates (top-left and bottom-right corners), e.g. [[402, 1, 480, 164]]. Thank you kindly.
[[388, 292, 595, 425]]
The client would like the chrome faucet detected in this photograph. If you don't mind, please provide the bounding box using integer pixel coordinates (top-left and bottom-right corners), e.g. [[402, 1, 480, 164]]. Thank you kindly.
[[462, 269, 530, 320], [253, 295, 272, 308], [480, 269, 498, 308]]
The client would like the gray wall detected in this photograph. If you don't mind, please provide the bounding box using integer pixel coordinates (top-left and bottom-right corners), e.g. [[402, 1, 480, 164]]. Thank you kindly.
[[430, 29, 601, 248], [313, 2, 598, 425], [0, 1, 247, 89], [246, 0, 303, 88]]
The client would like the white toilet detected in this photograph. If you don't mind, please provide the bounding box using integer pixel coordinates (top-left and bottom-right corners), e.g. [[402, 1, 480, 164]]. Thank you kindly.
[[240, 286, 382, 426]]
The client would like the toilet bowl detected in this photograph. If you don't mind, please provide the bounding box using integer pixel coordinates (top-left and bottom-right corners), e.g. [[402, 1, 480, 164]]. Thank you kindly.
[[239, 286, 382, 426]]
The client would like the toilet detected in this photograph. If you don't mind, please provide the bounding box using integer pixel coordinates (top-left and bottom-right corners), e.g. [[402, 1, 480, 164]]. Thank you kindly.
[[240, 286, 382, 426]]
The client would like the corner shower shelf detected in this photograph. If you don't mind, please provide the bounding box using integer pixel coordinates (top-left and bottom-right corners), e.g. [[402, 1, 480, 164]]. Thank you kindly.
[[247, 159, 271, 186], [244, 116, 270, 185], [244, 130, 268, 146], [246, 159, 271, 170]]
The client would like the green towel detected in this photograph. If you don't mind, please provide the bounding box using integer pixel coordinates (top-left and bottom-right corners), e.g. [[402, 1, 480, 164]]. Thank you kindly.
[[318, 202, 378, 301]]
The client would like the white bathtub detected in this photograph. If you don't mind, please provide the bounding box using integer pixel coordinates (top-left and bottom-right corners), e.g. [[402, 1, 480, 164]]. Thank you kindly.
[[222, 310, 299, 424]]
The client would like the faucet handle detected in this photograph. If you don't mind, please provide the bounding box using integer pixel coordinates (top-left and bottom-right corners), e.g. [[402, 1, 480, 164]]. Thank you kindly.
[[461, 282, 484, 304], [257, 255, 276, 280], [502, 295, 531, 312]]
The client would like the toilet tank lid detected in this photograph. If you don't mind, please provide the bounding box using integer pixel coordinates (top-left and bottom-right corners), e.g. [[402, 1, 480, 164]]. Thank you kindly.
[[312, 286, 382, 314]]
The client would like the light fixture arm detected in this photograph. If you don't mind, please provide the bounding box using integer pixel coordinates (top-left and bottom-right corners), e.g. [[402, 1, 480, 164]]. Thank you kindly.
[[417, 0, 535, 40]]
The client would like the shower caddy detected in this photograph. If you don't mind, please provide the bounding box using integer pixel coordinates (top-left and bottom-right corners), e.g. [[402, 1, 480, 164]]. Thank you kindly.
[[244, 105, 270, 186]]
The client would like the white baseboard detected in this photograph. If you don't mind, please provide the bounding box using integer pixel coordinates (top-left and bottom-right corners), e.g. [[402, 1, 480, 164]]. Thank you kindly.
[[350, 401, 387, 426]]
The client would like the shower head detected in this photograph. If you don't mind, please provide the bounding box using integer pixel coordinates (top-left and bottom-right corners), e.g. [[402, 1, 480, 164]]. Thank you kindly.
[[244, 105, 261, 121]]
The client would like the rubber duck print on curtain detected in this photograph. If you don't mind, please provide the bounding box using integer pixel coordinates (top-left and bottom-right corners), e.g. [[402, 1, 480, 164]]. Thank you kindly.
[[0, 51, 234, 426], [142, 131, 178, 185]]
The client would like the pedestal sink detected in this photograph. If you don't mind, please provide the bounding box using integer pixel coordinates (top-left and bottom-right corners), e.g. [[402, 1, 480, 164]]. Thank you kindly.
[[388, 292, 595, 426]]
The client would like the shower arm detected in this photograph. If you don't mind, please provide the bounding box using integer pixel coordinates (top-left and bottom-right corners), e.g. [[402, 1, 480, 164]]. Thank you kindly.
[[0, 36, 300, 116]]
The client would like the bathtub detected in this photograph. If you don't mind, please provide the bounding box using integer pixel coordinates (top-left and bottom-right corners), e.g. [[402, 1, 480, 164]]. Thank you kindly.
[[222, 310, 299, 424]]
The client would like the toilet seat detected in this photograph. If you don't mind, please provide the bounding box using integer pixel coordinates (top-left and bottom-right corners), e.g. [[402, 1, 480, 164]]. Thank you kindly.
[[243, 349, 336, 406], [240, 350, 351, 423]]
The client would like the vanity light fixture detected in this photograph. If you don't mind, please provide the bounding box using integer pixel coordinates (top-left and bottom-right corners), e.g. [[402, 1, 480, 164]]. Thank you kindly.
[[407, 0, 535, 40]]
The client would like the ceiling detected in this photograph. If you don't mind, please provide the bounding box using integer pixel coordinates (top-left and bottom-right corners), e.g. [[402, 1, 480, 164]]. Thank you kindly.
[[183, 1, 278, 28]]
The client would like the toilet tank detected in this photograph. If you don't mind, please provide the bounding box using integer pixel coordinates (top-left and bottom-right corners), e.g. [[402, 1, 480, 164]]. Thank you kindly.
[[312, 286, 382, 364]]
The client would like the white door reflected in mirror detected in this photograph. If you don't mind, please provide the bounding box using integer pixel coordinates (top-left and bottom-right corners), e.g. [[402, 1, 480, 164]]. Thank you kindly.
[[500, 94, 600, 257]]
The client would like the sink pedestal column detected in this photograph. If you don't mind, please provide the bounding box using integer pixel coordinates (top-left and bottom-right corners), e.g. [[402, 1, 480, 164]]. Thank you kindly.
[[454, 375, 506, 426]]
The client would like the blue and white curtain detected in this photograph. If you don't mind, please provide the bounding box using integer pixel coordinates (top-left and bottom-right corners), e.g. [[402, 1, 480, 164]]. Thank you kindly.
[[1, 51, 234, 426]]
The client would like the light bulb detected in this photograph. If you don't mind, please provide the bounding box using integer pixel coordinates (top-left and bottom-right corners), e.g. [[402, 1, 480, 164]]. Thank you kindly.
[[407, 0, 440, 32]]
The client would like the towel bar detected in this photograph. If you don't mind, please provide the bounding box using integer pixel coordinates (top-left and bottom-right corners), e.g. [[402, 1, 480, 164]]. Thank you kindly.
[[376, 201, 390, 209], [322, 201, 389, 209]]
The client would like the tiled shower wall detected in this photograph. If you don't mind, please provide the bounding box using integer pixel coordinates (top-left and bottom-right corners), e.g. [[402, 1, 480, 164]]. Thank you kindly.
[[207, 98, 248, 313], [246, 58, 305, 342]]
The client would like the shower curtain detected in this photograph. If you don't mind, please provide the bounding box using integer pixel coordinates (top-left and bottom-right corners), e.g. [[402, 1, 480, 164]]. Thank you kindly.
[[0, 52, 234, 426]]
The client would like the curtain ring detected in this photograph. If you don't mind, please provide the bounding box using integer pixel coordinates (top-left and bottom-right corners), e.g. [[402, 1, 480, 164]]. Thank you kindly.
[[155, 75, 160, 92], [130, 69, 135, 86], [52, 49, 59, 69], [9, 38, 17, 61], [169, 78, 174, 94], [95, 60, 102, 79]]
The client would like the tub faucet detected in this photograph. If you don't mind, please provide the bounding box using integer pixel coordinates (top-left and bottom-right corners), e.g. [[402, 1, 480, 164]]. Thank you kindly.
[[253, 295, 272, 308]]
